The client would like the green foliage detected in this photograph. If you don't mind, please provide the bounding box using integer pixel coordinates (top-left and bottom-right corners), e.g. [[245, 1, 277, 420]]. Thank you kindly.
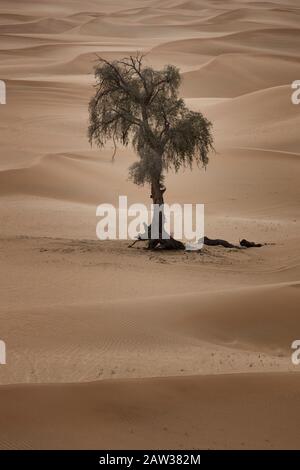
[[88, 54, 214, 186]]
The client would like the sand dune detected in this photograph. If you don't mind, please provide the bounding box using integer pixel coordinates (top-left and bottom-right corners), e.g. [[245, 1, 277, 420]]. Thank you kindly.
[[77, 17, 205, 39], [0, 13, 37, 24], [153, 28, 300, 57], [0, 78, 92, 169], [0, 34, 57, 50], [0, 279, 299, 384], [181, 54, 300, 97], [0, 17, 78, 34], [207, 7, 300, 28], [0, 373, 300, 449], [204, 85, 300, 151], [0, 144, 299, 213], [0, 152, 132, 203], [0, 0, 140, 16]]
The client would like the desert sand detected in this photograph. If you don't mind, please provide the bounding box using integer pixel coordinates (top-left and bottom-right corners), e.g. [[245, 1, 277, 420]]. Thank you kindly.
[[0, 0, 300, 450]]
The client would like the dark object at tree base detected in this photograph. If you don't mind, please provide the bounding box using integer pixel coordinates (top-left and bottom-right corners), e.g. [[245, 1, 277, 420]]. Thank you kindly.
[[129, 234, 263, 251], [240, 238, 263, 248], [129, 235, 185, 250], [203, 236, 237, 248], [128, 222, 185, 251], [203, 237, 264, 249], [148, 237, 185, 250]]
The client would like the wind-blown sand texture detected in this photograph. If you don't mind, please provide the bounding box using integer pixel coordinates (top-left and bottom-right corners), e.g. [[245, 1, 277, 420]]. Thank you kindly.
[[0, 0, 300, 449]]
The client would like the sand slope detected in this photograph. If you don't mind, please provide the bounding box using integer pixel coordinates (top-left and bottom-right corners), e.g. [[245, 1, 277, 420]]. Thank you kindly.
[[181, 54, 300, 97], [0, 279, 299, 384], [1, 373, 300, 449]]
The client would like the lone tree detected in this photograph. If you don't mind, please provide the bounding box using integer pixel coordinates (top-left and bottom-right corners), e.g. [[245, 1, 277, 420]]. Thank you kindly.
[[88, 54, 214, 249]]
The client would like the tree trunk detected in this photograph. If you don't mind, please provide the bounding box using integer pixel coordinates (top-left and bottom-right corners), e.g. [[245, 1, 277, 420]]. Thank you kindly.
[[151, 178, 164, 205], [148, 177, 185, 250]]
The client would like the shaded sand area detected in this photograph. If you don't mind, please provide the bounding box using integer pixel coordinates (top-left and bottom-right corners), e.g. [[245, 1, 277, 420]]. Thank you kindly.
[[0, 0, 300, 449], [1, 374, 300, 450]]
